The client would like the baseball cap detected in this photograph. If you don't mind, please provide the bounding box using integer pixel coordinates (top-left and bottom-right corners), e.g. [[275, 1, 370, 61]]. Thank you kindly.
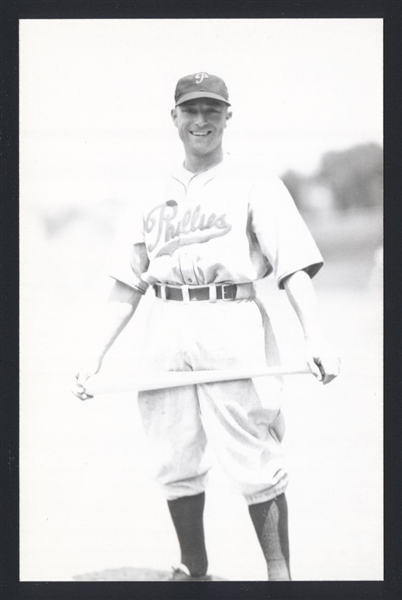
[[174, 72, 231, 106]]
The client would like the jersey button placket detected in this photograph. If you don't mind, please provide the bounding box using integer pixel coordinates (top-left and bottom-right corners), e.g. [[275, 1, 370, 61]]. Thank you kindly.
[[179, 248, 196, 285]]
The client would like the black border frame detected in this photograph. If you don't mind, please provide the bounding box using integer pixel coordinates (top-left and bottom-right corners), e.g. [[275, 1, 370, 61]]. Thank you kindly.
[[1, 1, 401, 599]]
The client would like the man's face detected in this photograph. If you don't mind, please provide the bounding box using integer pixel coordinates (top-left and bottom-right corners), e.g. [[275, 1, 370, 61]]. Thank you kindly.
[[171, 99, 231, 157]]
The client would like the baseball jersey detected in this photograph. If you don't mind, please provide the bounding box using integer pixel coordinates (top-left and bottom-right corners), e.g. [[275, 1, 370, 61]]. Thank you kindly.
[[107, 155, 323, 293]]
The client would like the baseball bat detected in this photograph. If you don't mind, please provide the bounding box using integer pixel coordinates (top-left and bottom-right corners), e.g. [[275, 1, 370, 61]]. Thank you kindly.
[[84, 365, 311, 396]]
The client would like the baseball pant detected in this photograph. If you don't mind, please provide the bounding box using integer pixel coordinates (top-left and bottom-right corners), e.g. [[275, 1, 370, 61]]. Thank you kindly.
[[137, 296, 288, 505]]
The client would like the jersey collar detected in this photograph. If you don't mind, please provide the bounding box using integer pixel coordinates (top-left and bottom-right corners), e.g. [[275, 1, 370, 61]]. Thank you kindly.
[[171, 153, 230, 188]]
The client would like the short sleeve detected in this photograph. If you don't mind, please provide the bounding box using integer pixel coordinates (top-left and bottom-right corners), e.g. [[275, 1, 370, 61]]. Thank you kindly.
[[250, 177, 324, 289], [106, 200, 150, 294]]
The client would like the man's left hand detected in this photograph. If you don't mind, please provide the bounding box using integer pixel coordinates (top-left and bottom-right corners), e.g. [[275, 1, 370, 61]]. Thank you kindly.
[[305, 342, 341, 385]]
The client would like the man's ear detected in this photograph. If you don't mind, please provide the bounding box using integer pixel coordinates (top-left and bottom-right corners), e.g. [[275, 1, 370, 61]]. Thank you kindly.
[[171, 108, 178, 127], [225, 109, 232, 126]]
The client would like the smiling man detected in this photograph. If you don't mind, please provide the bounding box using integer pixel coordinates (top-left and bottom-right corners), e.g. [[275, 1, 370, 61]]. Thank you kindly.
[[171, 73, 232, 172], [74, 72, 340, 581]]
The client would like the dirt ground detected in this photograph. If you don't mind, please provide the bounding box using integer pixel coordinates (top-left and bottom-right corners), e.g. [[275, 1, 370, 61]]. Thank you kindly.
[[19, 211, 383, 582]]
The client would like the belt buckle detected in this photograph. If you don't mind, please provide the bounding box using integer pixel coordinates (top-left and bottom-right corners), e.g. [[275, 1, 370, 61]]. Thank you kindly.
[[181, 284, 190, 303]]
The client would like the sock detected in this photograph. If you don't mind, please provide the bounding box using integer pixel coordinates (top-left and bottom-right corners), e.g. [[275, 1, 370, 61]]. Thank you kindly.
[[167, 492, 208, 577], [248, 493, 291, 581]]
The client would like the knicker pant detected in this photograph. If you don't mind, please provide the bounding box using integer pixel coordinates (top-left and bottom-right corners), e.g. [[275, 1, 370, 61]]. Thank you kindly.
[[137, 296, 288, 505]]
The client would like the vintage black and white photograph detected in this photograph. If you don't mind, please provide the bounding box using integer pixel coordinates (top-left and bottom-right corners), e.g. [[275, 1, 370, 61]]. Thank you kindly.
[[19, 18, 383, 583]]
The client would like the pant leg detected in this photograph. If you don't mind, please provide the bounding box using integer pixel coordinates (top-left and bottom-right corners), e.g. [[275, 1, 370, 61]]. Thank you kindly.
[[186, 299, 288, 504], [137, 298, 211, 500], [197, 380, 288, 504]]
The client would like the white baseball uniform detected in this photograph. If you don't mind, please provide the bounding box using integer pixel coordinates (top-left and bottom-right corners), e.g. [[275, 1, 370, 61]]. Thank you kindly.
[[107, 155, 323, 504]]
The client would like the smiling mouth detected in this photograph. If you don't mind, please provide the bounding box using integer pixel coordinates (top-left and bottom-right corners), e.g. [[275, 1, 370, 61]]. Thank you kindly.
[[190, 131, 211, 137]]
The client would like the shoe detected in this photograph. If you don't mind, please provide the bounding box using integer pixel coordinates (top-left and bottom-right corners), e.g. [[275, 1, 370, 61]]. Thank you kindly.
[[168, 563, 212, 582]]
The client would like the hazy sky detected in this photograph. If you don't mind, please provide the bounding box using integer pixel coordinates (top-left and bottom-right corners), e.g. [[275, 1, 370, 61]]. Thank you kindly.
[[20, 19, 382, 206]]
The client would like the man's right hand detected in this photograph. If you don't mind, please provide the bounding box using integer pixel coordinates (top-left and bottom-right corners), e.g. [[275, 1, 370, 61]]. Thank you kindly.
[[70, 281, 143, 401], [72, 357, 103, 401]]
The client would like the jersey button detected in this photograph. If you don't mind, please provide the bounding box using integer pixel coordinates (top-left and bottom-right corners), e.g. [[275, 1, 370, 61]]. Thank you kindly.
[[187, 278, 193, 283]]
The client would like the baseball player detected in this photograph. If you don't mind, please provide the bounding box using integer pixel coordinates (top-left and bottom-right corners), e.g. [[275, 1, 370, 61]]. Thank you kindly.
[[74, 72, 340, 581]]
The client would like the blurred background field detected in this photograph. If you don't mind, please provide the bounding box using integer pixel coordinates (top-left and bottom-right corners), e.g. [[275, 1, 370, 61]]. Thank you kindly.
[[19, 19, 382, 582]]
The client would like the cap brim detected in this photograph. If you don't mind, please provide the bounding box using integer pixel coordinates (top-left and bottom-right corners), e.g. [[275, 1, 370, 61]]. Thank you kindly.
[[176, 91, 231, 106]]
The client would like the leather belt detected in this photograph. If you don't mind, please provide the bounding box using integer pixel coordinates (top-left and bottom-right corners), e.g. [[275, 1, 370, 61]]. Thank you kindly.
[[154, 283, 239, 302]]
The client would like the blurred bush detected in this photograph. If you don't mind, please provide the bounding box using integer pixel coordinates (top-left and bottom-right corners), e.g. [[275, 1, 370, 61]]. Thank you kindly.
[[282, 142, 383, 292], [282, 142, 383, 213]]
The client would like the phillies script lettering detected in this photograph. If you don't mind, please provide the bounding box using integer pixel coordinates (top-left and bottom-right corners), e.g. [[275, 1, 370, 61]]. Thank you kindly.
[[145, 202, 232, 257]]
